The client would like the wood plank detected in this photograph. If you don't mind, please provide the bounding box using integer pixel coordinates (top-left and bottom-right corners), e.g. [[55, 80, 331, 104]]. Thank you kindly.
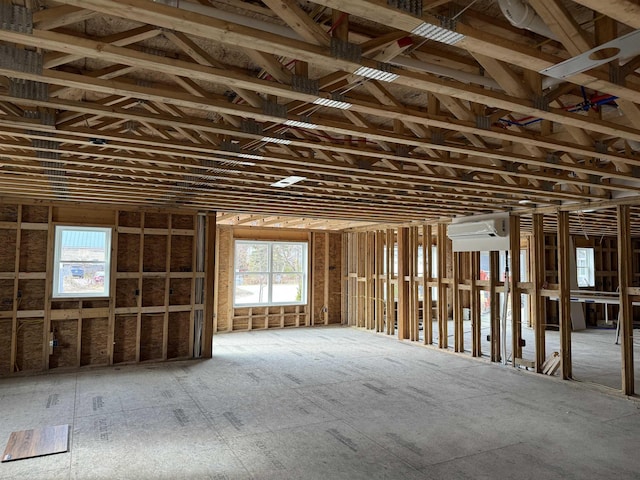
[[557, 211, 572, 380], [490, 250, 500, 363], [617, 205, 634, 395], [510, 215, 522, 363], [532, 214, 546, 373], [202, 213, 216, 357], [2, 425, 69, 462], [471, 251, 481, 357]]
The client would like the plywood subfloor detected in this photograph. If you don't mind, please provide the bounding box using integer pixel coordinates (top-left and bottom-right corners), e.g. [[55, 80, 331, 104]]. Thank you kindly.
[[2, 425, 69, 462]]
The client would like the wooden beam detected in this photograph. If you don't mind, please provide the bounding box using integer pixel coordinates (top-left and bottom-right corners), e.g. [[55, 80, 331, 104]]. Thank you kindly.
[[262, 0, 331, 47], [397, 227, 409, 340], [437, 223, 447, 349], [423, 224, 432, 345], [453, 251, 463, 352], [490, 250, 500, 363], [532, 214, 546, 373], [557, 210, 572, 380], [33, 5, 98, 30], [617, 205, 634, 395], [510, 215, 522, 363], [202, 213, 216, 358], [471, 251, 481, 357]]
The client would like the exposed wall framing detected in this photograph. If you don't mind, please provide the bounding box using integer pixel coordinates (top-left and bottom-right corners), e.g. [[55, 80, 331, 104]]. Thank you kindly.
[[343, 210, 639, 395], [0, 201, 211, 376], [213, 226, 341, 333]]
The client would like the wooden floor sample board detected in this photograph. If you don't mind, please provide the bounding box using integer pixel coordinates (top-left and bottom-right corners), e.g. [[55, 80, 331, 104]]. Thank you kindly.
[[2, 425, 69, 462]]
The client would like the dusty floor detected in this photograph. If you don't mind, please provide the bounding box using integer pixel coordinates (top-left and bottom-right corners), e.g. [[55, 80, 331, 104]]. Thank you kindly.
[[1, 325, 639, 479]]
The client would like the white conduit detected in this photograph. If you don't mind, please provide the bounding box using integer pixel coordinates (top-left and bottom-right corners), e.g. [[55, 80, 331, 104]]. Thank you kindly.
[[497, 0, 558, 41]]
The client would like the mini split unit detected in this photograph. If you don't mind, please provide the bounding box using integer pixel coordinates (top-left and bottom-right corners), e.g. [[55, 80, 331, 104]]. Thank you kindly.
[[446, 218, 508, 240]]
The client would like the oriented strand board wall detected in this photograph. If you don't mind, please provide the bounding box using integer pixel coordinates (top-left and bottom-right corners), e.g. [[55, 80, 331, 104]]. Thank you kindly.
[[15, 319, 43, 372], [0, 201, 204, 376], [312, 232, 326, 325], [81, 318, 109, 366], [328, 233, 342, 324], [214, 227, 342, 332], [215, 227, 233, 332], [113, 315, 137, 364]]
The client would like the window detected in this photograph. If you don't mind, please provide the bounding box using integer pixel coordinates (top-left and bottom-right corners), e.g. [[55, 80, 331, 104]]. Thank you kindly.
[[53, 226, 112, 298], [576, 247, 595, 287], [234, 240, 307, 306]]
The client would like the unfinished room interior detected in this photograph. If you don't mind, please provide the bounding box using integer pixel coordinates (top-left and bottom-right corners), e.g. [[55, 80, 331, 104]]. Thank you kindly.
[[1, 0, 640, 478]]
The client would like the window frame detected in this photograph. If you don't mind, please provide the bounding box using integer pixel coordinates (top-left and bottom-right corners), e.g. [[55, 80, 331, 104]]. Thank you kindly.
[[233, 240, 308, 307], [576, 246, 596, 288], [52, 225, 112, 299]]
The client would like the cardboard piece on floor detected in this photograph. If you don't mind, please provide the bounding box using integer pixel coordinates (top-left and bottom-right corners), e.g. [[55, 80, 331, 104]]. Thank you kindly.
[[2, 425, 69, 462]]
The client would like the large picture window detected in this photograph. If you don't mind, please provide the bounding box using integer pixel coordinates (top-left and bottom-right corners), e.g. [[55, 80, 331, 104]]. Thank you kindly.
[[53, 226, 112, 298], [234, 240, 308, 306]]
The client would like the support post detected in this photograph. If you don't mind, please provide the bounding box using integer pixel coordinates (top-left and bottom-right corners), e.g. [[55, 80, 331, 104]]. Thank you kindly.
[[397, 227, 409, 340], [557, 211, 572, 380], [490, 251, 500, 362], [424, 225, 433, 345], [510, 215, 522, 363], [201, 212, 216, 359], [437, 223, 448, 349], [617, 205, 634, 395], [532, 214, 546, 373], [471, 251, 481, 357]]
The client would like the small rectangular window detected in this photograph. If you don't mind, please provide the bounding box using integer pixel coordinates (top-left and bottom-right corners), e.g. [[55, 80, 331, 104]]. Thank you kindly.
[[53, 226, 112, 298], [576, 247, 595, 287], [234, 240, 307, 307]]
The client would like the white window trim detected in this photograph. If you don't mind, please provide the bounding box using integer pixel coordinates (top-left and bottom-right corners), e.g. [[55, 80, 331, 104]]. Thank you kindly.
[[52, 226, 112, 299], [233, 240, 308, 307], [576, 246, 595, 288]]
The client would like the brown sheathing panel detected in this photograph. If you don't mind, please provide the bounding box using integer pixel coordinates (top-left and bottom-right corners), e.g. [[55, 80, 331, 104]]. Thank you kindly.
[[170, 236, 193, 272], [21, 205, 48, 223], [140, 314, 164, 361], [142, 278, 166, 307], [144, 213, 169, 229], [117, 233, 140, 272], [170, 278, 192, 305], [17, 280, 46, 311], [312, 232, 326, 325], [49, 320, 78, 369], [0, 204, 19, 222], [15, 319, 43, 372], [172, 215, 194, 230], [118, 211, 141, 228], [215, 226, 233, 332], [0, 229, 17, 272], [0, 280, 14, 312], [328, 233, 342, 324], [143, 235, 168, 272], [115, 279, 138, 308], [167, 311, 190, 359], [0, 321, 11, 374], [19, 230, 47, 272], [0, 201, 198, 376], [215, 226, 337, 332], [113, 315, 137, 364], [80, 317, 109, 366]]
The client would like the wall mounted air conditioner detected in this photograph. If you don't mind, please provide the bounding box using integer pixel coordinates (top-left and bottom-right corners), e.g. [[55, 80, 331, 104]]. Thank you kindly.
[[447, 218, 508, 240]]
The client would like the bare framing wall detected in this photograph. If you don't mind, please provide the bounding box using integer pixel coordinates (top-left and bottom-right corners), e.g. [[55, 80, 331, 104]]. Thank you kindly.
[[0, 201, 215, 376], [344, 211, 639, 396], [213, 226, 342, 332]]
